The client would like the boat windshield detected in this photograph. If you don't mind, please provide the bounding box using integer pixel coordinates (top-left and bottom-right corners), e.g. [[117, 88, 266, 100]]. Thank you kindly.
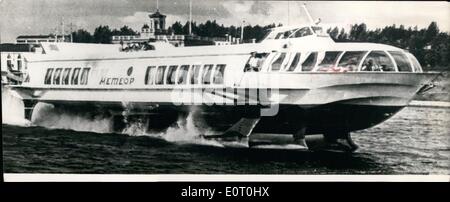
[[291, 27, 313, 38], [263, 26, 316, 40], [258, 31, 272, 42], [406, 52, 423, 72], [361, 51, 396, 72], [311, 26, 324, 34]]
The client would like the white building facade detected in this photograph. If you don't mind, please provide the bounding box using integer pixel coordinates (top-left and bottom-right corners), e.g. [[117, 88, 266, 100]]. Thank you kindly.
[[112, 10, 184, 47], [16, 35, 71, 45]]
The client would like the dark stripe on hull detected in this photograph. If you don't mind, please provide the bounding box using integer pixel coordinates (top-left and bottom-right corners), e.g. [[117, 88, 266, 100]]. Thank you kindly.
[[47, 101, 403, 135], [196, 104, 403, 134]]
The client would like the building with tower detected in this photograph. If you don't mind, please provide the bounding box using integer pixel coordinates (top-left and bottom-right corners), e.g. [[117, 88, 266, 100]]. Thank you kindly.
[[112, 9, 184, 47], [149, 9, 166, 34]]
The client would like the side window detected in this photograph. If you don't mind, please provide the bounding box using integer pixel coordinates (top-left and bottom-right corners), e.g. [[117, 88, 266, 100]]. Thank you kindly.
[[145, 66, 156, 85], [166, 65, 178, 85], [282, 29, 296, 39], [302, 52, 318, 71], [389, 51, 412, 72], [155, 65, 166, 85], [44, 68, 54, 84], [213, 64, 226, 84], [202, 64, 214, 84], [53, 68, 62, 85], [80, 68, 90, 85], [294, 27, 312, 38], [287, 53, 301, 71], [71, 68, 81, 85], [245, 53, 268, 72], [316, 51, 342, 71], [177, 65, 190, 84], [337, 51, 367, 72], [361, 51, 395, 72], [271, 53, 286, 71], [190, 65, 202, 84], [407, 53, 422, 72], [17, 54, 22, 71], [61, 68, 71, 85], [7, 54, 12, 69], [275, 32, 284, 39]]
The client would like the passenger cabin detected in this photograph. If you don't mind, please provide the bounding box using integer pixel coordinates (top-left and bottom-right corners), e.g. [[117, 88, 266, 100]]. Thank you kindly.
[[24, 24, 423, 90], [245, 25, 423, 73]]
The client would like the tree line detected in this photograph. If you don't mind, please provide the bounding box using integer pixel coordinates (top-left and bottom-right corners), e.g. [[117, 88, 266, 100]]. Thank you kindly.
[[168, 20, 279, 42], [326, 22, 448, 70], [71, 21, 448, 70], [71, 25, 137, 44]]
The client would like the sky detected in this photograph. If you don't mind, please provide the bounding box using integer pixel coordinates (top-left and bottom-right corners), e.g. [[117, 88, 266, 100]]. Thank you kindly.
[[0, 0, 448, 43]]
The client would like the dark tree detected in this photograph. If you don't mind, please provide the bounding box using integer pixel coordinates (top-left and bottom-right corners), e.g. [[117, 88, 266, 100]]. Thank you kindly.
[[182, 22, 191, 35], [72, 29, 93, 43], [166, 27, 173, 35], [111, 26, 138, 36], [93, 25, 112, 44], [328, 27, 339, 40], [171, 21, 184, 34], [337, 28, 348, 42], [425, 22, 439, 42], [120, 26, 137, 35], [349, 23, 367, 41]]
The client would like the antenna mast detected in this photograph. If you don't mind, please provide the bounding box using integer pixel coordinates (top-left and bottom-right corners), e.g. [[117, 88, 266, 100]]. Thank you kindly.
[[61, 18, 65, 42], [287, 1, 290, 26], [69, 22, 75, 43], [240, 20, 245, 43], [189, 0, 192, 35], [54, 27, 58, 42], [301, 3, 315, 25]]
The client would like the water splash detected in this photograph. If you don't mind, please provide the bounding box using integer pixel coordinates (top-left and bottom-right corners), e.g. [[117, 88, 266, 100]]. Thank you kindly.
[[121, 107, 224, 147], [2, 86, 225, 147], [31, 103, 114, 133], [1, 86, 31, 126], [1, 85, 115, 132]]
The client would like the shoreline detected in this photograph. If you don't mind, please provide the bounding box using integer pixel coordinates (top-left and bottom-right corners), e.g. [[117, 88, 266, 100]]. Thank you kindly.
[[408, 100, 450, 108]]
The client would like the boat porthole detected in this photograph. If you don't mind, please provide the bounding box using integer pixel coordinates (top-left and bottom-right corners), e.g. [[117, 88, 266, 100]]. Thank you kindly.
[[127, 66, 133, 76]]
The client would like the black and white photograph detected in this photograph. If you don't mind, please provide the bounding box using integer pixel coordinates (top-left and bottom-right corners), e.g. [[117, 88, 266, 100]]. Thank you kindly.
[[1, 0, 449, 185]]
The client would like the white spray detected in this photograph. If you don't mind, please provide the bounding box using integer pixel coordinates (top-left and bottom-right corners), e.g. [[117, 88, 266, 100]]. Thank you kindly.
[[121, 106, 223, 147], [31, 103, 114, 134], [1, 88, 223, 146], [1, 86, 31, 126]]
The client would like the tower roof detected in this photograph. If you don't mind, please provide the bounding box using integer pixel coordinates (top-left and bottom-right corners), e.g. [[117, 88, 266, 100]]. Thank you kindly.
[[149, 9, 166, 18]]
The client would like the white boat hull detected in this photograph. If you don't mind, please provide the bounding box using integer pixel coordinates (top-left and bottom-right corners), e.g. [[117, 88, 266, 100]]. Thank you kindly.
[[11, 72, 437, 134]]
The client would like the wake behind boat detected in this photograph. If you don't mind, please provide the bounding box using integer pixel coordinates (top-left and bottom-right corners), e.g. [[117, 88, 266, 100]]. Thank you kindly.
[[5, 5, 439, 152]]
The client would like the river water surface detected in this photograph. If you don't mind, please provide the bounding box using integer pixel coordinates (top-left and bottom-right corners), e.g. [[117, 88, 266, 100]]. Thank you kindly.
[[2, 103, 449, 174]]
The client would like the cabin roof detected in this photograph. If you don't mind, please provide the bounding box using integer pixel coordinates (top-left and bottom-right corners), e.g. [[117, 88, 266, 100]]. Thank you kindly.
[[0, 43, 34, 52], [26, 37, 405, 62], [332, 42, 403, 52], [269, 24, 314, 32]]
